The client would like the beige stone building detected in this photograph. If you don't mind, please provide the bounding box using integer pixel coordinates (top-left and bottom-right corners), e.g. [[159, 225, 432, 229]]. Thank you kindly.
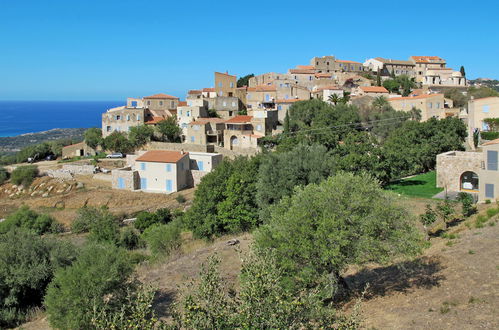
[[467, 96, 499, 146], [224, 115, 263, 150], [185, 118, 226, 146], [215, 72, 237, 97], [437, 140, 499, 202], [336, 60, 364, 73], [388, 93, 457, 121], [61, 141, 97, 159], [363, 57, 415, 77], [355, 86, 389, 97], [409, 56, 447, 83]]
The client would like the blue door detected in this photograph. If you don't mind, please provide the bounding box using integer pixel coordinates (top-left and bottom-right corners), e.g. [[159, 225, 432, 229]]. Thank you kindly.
[[197, 160, 204, 171], [140, 178, 147, 190], [166, 180, 173, 192], [117, 177, 125, 189]]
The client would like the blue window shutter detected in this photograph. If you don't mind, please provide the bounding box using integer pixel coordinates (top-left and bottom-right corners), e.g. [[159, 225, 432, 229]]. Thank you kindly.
[[485, 184, 494, 198], [166, 164, 171, 172], [140, 162, 146, 171], [198, 161, 204, 171], [118, 177, 124, 189], [487, 151, 498, 171], [140, 178, 147, 190], [166, 180, 173, 192]]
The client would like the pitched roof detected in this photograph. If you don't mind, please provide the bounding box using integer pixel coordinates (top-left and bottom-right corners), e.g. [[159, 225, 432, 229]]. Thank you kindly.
[[296, 65, 314, 70], [247, 85, 277, 92], [314, 85, 342, 92], [374, 57, 415, 66], [178, 101, 187, 107], [315, 73, 332, 78], [482, 138, 499, 146], [188, 90, 202, 94], [389, 93, 443, 101], [336, 59, 361, 64], [215, 71, 236, 78], [144, 116, 166, 125], [226, 115, 253, 123], [202, 87, 215, 92], [410, 56, 445, 63], [136, 150, 188, 163], [275, 98, 306, 103], [360, 86, 389, 93], [143, 93, 179, 99]]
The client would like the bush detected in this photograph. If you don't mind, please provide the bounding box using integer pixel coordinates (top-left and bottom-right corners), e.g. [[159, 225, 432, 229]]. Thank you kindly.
[[175, 194, 186, 204], [142, 220, 181, 256], [45, 243, 134, 330], [457, 192, 477, 217], [480, 131, 499, 140], [134, 208, 172, 233], [0, 206, 58, 235], [486, 207, 499, 218], [0, 167, 8, 185], [0, 229, 78, 328], [119, 226, 143, 250], [10, 165, 38, 186], [88, 213, 120, 245], [72, 206, 114, 233]]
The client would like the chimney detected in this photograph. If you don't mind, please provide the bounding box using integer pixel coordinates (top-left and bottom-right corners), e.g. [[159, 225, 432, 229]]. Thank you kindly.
[[180, 149, 185, 154]]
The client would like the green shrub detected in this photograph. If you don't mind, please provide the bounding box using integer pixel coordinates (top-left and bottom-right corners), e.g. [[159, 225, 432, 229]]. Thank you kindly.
[[71, 206, 113, 233], [485, 199, 491, 204], [142, 220, 181, 256], [175, 194, 186, 204], [45, 243, 134, 330], [486, 207, 499, 218], [10, 165, 38, 186], [457, 192, 477, 217], [480, 131, 499, 140], [119, 226, 143, 250], [88, 215, 120, 245], [0, 206, 58, 235], [0, 229, 78, 328], [475, 215, 488, 228], [0, 167, 8, 185], [134, 208, 172, 233]]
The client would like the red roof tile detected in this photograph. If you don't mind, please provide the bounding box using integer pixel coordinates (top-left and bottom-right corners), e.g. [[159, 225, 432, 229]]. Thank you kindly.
[[226, 115, 253, 123], [360, 86, 389, 93], [144, 116, 166, 125], [202, 88, 215, 92], [136, 150, 188, 163], [188, 90, 202, 94], [389, 93, 443, 101], [177, 101, 187, 107], [410, 56, 445, 63], [143, 93, 179, 99]]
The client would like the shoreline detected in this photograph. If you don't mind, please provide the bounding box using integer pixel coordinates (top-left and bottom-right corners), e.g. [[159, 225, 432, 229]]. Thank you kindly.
[[0, 127, 91, 138]]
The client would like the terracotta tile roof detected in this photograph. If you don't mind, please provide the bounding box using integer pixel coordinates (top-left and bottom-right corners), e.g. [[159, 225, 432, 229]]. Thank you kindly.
[[188, 90, 202, 94], [296, 65, 314, 70], [360, 86, 389, 93], [248, 133, 264, 138], [143, 93, 179, 99], [289, 69, 315, 74], [314, 85, 342, 92], [226, 115, 253, 123], [389, 93, 443, 101], [178, 101, 187, 107], [482, 138, 499, 146], [315, 73, 332, 78], [336, 59, 361, 64], [136, 150, 188, 163], [202, 88, 215, 92], [144, 116, 166, 125], [276, 98, 306, 103], [215, 71, 236, 78], [247, 85, 277, 92], [410, 56, 445, 63]]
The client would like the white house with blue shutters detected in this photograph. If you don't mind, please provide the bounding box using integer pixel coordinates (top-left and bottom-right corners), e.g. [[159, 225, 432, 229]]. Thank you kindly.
[[112, 150, 223, 194]]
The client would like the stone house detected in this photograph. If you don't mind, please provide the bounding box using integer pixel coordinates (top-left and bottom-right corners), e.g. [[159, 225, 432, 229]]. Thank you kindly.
[[436, 139, 499, 201], [388, 93, 457, 121], [355, 86, 389, 97], [185, 118, 226, 146], [62, 141, 97, 159], [467, 96, 499, 148], [363, 57, 415, 77], [215, 72, 237, 97], [409, 56, 447, 83]]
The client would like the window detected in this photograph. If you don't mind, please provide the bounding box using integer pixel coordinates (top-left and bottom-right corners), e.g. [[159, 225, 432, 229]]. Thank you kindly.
[[193, 125, 199, 131], [483, 105, 490, 113], [197, 160, 204, 171], [461, 171, 479, 190], [326, 61, 329, 65], [166, 180, 173, 192], [140, 178, 147, 190], [116, 115, 121, 120], [285, 94, 289, 99], [428, 102, 433, 109], [230, 82, 234, 88], [265, 94, 270, 101], [106, 126, 111, 132], [309, 76, 312, 81], [277, 105, 282, 110], [256, 124, 262, 131], [487, 150, 498, 171], [182, 123, 187, 128], [247, 93, 251, 100], [232, 101, 236, 107], [187, 111, 190, 117], [179, 110, 182, 116], [171, 101, 174, 108], [147, 101, 151, 105], [485, 183, 495, 198], [117, 177, 125, 189], [159, 101, 163, 106], [223, 101, 227, 107], [190, 136, 194, 143], [137, 114, 141, 121], [126, 114, 130, 121], [219, 91, 223, 96], [218, 82, 222, 87], [131, 101, 137, 107], [436, 102, 440, 109], [140, 162, 146, 171], [166, 164, 172, 172]]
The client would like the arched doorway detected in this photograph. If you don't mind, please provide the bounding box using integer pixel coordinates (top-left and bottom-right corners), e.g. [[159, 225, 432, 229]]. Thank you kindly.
[[460, 171, 479, 191], [230, 136, 238, 150]]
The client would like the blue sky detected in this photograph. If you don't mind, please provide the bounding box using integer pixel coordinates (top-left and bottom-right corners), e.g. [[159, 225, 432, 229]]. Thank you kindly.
[[1, 0, 498, 101]]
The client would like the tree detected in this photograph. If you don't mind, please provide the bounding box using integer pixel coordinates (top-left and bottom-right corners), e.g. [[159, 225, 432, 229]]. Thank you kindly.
[[372, 95, 389, 109], [457, 192, 477, 217], [383, 79, 400, 93], [340, 91, 351, 104], [0, 229, 77, 328], [156, 116, 182, 142], [237, 74, 254, 87], [45, 243, 134, 330], [134, 208, 172, 233], [444, 88, 467, 108], [376, 68, 382, 86], [460, 65, 466, 78], [468, 86, 499, 99], [10, 165, 38, 186], [207, 108, 220, 118], [255, 173, 422, 299], [0, 205, 58, 235], [419, 204, 437, 239], [102, 131, 133, 154], [142, 220, 182, 256], [84, 128, 102, 152], [328, 93, 341, 105], [128, 125, 154, 148], [0, 166, 8, 185]]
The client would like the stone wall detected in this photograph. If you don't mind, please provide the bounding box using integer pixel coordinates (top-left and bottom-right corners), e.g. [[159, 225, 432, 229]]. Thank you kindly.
[[62, 164, 96, 175], [111, 167, 139, 190], [436, 151, 483, 192], [44, 169, 74, 180]]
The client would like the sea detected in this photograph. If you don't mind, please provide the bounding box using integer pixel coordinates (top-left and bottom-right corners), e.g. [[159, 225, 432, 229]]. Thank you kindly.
[[0, 101, 124, 137]]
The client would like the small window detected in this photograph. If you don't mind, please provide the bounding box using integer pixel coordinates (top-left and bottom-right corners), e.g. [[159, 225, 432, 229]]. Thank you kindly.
[[436, 102, 440, 109], [137, 114, 141, 121], [171, 101, 174, 108], [232, 101, 236, 107], [277, 105, 282, 110], [116, 115, 121, 120], [140, 163, 146, 171], [483, 105, 490, 113], [147, 101, 151, 105], [126, 114, 130, 121], [428, 102, 433, 109], [223, 101, 227, 107], [190, 136, 194, 143], [166, 164, 172, 172], [106, 126, 111, 132], [256, 124, 262, 131], [485, 183, 495, 198], [159, 101, 163, 106], [187, 111, 190, 117], [182, 123, 187, 128], [487, 150, 498, 171], [230, 82, 234, 88]]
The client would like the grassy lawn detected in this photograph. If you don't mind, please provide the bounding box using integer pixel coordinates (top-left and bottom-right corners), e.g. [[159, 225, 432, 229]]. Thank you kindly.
[[385, 171, 443, 199]]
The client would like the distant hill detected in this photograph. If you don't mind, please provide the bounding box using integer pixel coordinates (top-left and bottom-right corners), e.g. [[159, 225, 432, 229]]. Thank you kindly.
[[0, 128, 86, 152], [469, 78, 499, 92]]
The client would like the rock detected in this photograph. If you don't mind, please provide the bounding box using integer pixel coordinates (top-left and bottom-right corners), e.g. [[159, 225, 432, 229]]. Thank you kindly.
[[47, 186, 54, 192], [42, 193, 49, 198], [12, 185, 17, 189], [31, 191, 37, 197], [76, 182, 84, 189], [54, 201, 65, 210], [226, 239, 240, 246]]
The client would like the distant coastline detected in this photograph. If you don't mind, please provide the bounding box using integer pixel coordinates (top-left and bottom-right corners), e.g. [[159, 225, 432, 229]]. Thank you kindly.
[[0, 128, 87, 152]]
